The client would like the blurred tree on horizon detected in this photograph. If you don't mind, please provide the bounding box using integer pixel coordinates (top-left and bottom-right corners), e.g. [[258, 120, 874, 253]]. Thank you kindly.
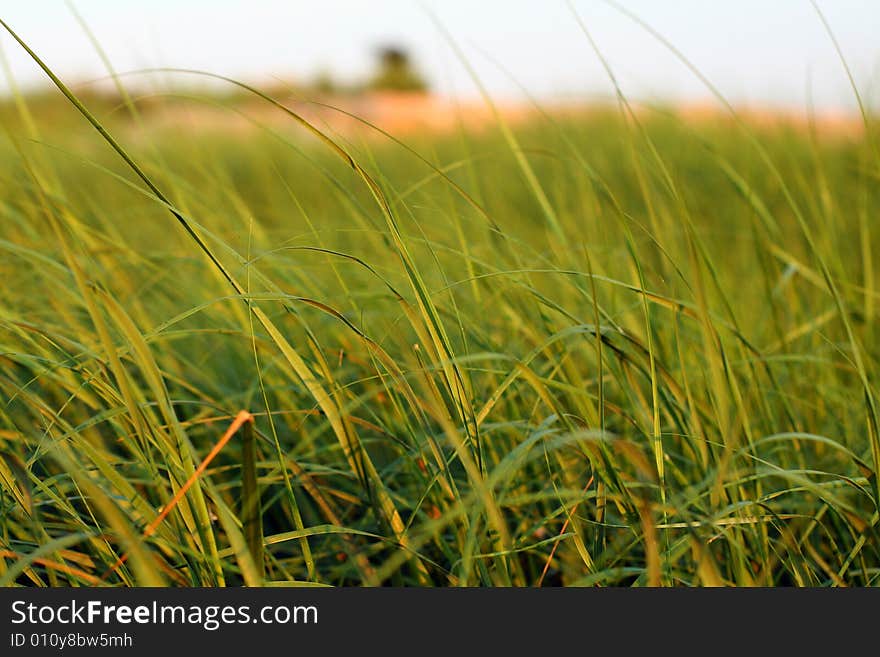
[[367, 46, 428, 93]]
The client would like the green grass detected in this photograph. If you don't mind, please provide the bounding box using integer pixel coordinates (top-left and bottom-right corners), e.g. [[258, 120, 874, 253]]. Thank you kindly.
[[1, 20, 880, 586]]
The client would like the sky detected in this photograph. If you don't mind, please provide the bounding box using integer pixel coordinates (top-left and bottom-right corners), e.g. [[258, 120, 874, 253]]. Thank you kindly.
[[0, 0, 878, 113]]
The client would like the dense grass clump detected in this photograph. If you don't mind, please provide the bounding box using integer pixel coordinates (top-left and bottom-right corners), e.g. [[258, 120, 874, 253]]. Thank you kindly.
[[1, 32, 879, 586]]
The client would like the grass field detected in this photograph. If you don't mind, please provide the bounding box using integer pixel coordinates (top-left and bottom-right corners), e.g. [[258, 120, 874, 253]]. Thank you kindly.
[[1, 22, 879, 586]]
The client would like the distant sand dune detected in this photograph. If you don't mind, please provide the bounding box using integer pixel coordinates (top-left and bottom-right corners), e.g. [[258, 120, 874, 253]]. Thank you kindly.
[[133, 91, 867, 141]]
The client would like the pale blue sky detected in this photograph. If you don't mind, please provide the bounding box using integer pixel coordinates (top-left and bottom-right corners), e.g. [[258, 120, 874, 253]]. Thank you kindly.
[[1, 1, 878, 112]]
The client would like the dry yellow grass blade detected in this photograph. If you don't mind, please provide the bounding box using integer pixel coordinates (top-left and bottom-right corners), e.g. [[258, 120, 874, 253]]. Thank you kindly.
[[102, 411, 253, 581]]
